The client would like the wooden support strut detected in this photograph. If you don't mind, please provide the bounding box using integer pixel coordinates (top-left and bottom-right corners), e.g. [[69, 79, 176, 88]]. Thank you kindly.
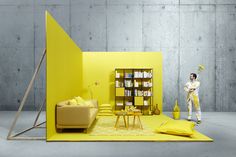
[[7, 49, 46, 140]]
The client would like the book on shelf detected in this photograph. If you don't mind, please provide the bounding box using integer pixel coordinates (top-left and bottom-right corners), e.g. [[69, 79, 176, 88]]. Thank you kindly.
[[115, 70, 123, 78], [134, 71, 152, 78], [115, 80, 123, 87], [142, 82, 152, 87], [143, 71, 152, 78], [143, 91, 152, 96], [116, 102, 123, 106], [144, 100, 149, 106], [124, 80, 133, 87], [125, 101, 133, 106], [134, 89, 152, 96], [125, 90, 132, 96], [134, 80, 140, 87], [124, 73, 133, 78], [134, 71, 143, 78]]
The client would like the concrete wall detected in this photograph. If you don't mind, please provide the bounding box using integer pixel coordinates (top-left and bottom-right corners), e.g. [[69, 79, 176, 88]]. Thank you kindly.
[[0, 0, 235, 111]]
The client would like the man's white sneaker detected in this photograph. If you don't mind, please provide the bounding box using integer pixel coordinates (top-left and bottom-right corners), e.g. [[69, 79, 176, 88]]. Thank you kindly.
[[187, 117, 192, 121], [197, 120, 201, 124]]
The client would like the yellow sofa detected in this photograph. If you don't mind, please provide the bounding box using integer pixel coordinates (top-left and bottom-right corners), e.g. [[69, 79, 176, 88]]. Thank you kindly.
[[56, 99, 98, 131]]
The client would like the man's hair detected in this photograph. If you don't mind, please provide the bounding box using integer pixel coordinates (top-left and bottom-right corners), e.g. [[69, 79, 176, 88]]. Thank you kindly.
[[190, 73, 197, 79]]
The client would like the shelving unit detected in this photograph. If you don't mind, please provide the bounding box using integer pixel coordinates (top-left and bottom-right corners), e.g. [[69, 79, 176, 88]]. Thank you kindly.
[[115, 68, 153, 115]]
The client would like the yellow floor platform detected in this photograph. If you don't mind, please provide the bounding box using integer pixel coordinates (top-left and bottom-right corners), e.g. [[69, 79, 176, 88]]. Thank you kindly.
[[47, 114, 213, 142]]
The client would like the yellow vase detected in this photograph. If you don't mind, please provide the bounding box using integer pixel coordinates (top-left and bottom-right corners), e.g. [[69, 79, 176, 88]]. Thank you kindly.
[[172, 100, 180, 119], [154, 104, 160, 115], [172, 111, 180, 120]]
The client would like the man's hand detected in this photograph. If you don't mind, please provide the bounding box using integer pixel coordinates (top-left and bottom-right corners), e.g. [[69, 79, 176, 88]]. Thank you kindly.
[[190, 88, 195, 92]]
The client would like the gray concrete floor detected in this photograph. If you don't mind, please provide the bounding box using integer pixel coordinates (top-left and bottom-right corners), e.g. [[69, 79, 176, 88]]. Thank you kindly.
[[0, 111, 236, 157]]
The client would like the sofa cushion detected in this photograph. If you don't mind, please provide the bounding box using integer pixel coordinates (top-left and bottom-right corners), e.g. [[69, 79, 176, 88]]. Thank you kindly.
[[76, 100, 97, 108], [68, 99, 77, 105], [74, 96, 86, 104], [57, 100, 69, 107]]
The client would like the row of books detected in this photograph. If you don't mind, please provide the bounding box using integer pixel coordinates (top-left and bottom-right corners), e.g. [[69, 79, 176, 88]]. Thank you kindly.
[[134, 71, 152, 78], [122, 90, 152, 96], [116, 100, 150, 106], [115, 72, 152, 78], [134, 80, 152, 87], [116, 102, 133, 106], [125, 90, 132, 96], [134, 90, 152, 96], [116, 81, 152, 88]]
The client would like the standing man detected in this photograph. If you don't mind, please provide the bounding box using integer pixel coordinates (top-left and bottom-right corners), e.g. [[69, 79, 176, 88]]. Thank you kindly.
[[184, 73, 201, 124]]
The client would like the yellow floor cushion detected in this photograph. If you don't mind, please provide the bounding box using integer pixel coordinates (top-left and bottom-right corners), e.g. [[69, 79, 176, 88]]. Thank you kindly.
[[156, 120, 195, 136]]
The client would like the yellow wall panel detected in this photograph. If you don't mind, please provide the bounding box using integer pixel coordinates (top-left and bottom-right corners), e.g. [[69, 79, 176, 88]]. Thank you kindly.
[[46, 11, 83, 139]]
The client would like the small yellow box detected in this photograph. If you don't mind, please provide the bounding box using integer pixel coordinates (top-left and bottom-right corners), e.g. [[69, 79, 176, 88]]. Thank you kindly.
[[135, 97, 144, 106], [116, 88, 124, 96]]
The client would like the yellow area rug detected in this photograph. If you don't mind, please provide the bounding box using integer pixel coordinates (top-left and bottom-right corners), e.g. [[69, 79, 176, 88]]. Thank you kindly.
[[90, 116, 155, 136], [48, 114, 213, 142]]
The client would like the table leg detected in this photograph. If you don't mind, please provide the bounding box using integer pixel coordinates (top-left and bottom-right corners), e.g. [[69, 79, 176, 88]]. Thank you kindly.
[[123, 116, 127, 128], [137, 116, 143, 129], [127, 116, 129, 129], [133, 116, 136, 128], [115, 116, 120, 128]]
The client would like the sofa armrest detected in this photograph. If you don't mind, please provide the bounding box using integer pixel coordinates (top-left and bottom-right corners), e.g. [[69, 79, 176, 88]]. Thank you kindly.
[[85, 99, 98, 108], [57, 100, 69, 107]]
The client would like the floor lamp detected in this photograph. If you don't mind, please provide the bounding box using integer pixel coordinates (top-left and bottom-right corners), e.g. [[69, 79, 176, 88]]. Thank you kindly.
[[7, 49, 46, 140]]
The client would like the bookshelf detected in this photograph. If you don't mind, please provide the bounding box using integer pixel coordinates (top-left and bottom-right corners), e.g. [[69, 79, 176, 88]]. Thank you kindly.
[[115, 68, 153, 115]]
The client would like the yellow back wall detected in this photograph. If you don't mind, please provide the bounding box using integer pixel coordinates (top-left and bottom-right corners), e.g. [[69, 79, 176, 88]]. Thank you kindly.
[[82, 52, 163, 111]]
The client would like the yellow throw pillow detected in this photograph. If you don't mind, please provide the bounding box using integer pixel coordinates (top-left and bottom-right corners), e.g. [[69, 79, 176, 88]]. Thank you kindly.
[[78, 101, 94, 108], [100, 104, 111, 107], [68, 99, 77, 105], [74, 96, 86, 104], [156, 120, 195, 136]]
